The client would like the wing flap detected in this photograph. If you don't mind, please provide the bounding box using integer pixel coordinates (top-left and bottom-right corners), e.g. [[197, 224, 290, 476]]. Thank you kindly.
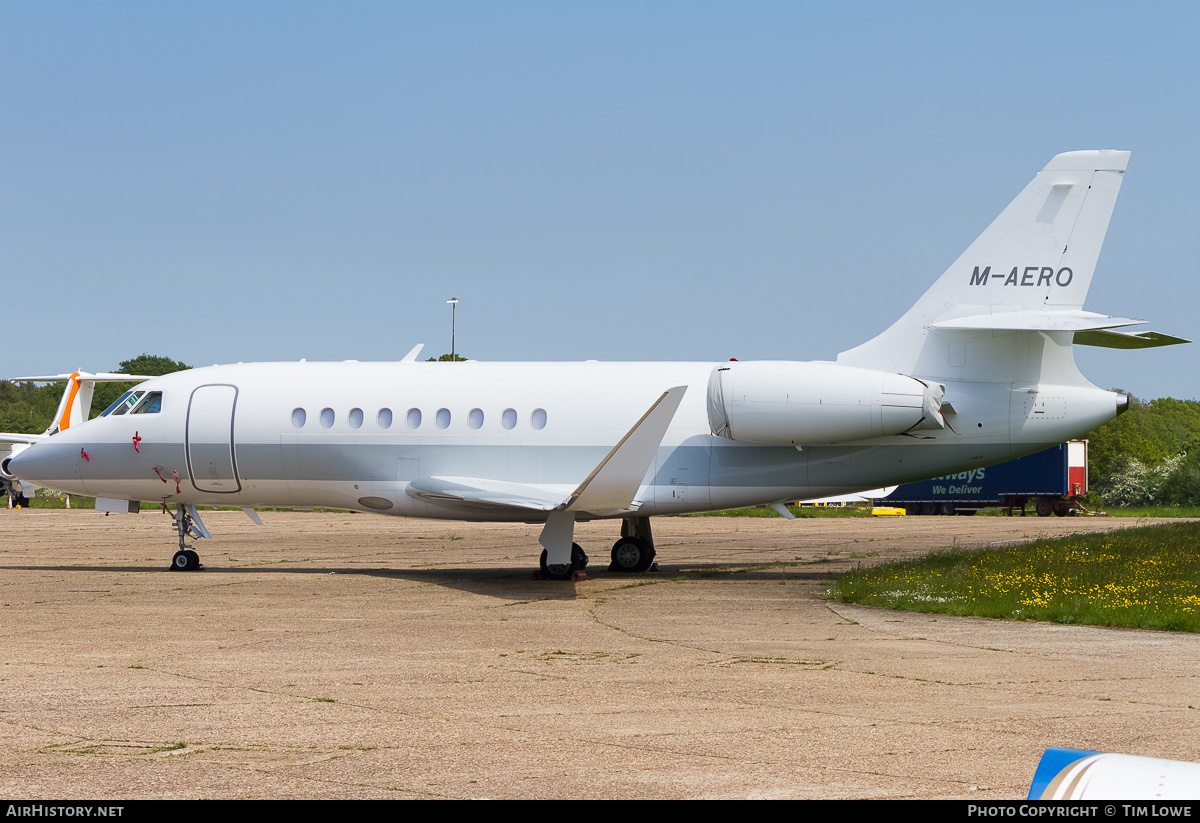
[[406, 476, 570, 512]]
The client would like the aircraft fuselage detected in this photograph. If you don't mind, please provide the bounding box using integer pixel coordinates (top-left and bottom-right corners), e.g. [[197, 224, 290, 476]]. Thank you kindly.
[[9, 359, 1123, 521]]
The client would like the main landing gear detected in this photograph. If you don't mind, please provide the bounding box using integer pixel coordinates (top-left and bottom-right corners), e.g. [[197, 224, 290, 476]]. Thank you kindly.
[[535, 516, 658, 580], [169, 503, 207, 571], [609, 516, 656, 573]]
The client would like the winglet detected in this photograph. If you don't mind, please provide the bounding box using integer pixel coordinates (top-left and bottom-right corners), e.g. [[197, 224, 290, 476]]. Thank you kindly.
[[563, 386, 687, 515], [400, 344, 425, 362]]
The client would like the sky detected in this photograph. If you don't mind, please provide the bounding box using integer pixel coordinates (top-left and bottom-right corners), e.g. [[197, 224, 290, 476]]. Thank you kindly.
[[2, 1, 1196, 400]]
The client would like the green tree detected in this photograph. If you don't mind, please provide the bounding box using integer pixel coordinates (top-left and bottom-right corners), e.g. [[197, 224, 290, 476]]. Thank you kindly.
[[117, 354, 190, 376], [0, 380, 59, 434], [1082, 394, 1200, 506], [1162, 435, 1200, 506], [425, 353, 467, 362]]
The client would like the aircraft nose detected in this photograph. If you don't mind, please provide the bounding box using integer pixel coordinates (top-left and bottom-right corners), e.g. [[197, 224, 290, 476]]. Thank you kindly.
[[4, 442, 82, 491]]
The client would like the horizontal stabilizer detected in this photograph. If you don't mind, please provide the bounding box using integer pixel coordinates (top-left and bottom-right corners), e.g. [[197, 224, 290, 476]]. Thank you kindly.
[[929, 310, 1189, 349], [930, 309, 1144, 333]]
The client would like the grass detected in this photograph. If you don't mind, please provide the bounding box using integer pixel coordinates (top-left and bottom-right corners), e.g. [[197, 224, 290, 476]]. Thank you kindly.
[[827, 521, 1200, 632], [977, 504, 1200, 518], [1105, 506, 1200, 518]]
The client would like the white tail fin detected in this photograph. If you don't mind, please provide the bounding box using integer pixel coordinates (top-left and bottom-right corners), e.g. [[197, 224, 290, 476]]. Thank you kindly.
[[838, 150, 1132, 383]]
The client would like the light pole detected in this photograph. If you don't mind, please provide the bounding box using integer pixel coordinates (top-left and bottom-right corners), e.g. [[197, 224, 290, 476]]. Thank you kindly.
[[446, 297, 459, 361]]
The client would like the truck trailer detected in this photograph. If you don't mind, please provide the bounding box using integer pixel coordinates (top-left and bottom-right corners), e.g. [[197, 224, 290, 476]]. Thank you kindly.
[[877, 441, 1088, 517]]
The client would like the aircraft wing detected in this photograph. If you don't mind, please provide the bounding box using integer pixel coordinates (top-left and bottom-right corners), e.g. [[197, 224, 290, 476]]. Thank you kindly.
[[1, 433, 47, 446], [406, 476, 570, 512], [406, 386, 689, 518]]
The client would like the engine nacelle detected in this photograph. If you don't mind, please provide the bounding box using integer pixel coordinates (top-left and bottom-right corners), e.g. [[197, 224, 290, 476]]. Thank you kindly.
[[0, 444, 29, 482], [1030, 748, 1200, 800], [706, 361, 944, 446]]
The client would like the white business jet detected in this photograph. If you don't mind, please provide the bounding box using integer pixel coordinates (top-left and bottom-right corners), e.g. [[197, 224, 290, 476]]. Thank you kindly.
[[3, 151, 1185, 578]]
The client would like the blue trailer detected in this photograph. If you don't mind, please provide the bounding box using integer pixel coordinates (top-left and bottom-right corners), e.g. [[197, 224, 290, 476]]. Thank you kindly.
[[878, 440, 1088, 517]]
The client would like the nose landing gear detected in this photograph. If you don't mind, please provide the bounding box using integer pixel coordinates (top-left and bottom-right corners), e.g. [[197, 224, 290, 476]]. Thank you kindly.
[[169, 504, 208, 571]]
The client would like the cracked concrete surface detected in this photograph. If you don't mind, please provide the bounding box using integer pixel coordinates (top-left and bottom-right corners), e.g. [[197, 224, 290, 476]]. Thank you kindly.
[[1, 509, 1196, 798]]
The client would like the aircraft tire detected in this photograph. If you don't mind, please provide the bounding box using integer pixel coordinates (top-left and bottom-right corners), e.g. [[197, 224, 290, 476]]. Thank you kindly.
[[171, 550, 201, 571], [610, 537, 653, 573], [539, 544, 587, 580]]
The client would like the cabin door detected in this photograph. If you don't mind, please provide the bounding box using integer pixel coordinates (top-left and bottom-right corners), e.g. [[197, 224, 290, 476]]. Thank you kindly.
[[186, 384, 241, 493]]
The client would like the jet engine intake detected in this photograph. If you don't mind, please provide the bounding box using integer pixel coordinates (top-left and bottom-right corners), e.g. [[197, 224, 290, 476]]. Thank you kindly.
[[707, 361, 944, 446], [0, 451, 24, 482]]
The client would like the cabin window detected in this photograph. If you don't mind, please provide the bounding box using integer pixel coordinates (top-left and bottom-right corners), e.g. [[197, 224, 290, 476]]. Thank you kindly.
[[291, 408, 306, 428], [531, 408, 547, 430], [349, 408, 364, 429], [378, 408, 393, 428], [436, 408, 451, 429], [468, 408, 484, 429], [502, 408, 517, 430], [320, 407, 335, 428], [129, 392, 162, 414], [406, 408, 421, 429]]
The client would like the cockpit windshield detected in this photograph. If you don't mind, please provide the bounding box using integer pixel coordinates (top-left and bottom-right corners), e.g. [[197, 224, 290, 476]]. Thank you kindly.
[[100, 390, 144, 417], [129, 392, 162, 414]]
